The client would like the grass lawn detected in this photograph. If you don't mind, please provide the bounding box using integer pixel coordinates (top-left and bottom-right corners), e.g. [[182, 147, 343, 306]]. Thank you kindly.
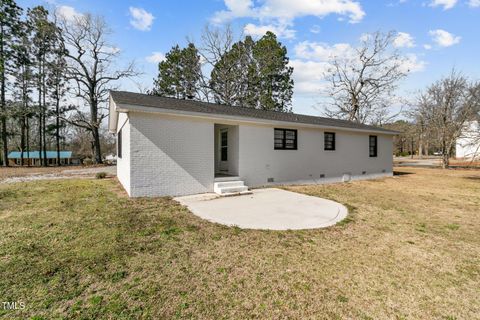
[[0, 168, 479, 319]]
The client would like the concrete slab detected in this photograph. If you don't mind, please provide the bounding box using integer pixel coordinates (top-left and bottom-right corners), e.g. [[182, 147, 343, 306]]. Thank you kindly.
[[174, 188, 348, 230]]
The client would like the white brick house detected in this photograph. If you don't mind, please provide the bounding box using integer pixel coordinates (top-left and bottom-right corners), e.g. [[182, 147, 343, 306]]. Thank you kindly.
[[109, 91, 398, 197]]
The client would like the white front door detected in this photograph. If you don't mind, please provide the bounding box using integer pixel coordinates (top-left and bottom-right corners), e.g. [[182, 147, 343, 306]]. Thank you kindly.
[[219, 128, 228, 172]]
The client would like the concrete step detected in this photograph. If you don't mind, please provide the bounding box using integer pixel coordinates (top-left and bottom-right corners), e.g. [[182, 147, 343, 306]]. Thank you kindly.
[[214, 176, 241, 182], [214, 180, 249, 195], [218, 186, 249, 194], [214, 181, 245, 189]]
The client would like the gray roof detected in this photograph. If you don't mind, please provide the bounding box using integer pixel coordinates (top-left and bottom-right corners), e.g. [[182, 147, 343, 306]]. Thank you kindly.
[[110, 91, 399, 135]]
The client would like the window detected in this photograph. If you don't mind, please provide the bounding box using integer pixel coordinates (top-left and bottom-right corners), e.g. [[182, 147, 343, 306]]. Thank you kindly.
[[274, 128, 297, 150], [117, 128, 122, 158], [369, 135, 377, 157], [221, 130, 228, 161], [324, 132, 335, 151]]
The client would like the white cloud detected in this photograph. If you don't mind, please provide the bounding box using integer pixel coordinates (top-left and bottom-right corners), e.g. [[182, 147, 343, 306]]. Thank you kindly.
[[291, 40, 425, 95], [244, 23, 295, 39], [294, 41, 355, 61], [56, 5, 82, 21], [423, 44, 432, 50], [290, 59, 331, 94], [310, 25, 321, 34], [129, 7, 154, 31], [393, 32, 415, 48], [399, 54, 426, 73], [429, 0, 457, 10], [359, 33, 371, 42], [468, 0, 480, 7], [146, 52, 165, 64], [102, 46, 121, 54], [212, 0, 365, 39], [429, 29, 461, 47]]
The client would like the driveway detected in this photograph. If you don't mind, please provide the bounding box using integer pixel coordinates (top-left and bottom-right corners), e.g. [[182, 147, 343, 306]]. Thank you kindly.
[[175, 188, 348, 230], [394, 157, 442, 168]]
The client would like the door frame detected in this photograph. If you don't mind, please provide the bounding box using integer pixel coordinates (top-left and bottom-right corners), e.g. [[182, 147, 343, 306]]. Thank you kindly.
[[218, 128, 229, 172]]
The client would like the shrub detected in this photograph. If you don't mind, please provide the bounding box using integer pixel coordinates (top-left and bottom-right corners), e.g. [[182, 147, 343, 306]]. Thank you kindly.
[[95, 172, 107, 179]]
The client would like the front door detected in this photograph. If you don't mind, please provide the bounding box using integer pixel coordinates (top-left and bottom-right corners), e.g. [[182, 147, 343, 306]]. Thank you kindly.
[[219, 129, 228, 172]]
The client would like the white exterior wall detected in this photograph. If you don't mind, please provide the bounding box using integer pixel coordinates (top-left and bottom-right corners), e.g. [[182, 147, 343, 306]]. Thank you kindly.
[[456, 121, 479, 159], [128, 112, 214, 197], [118, 111, 393, 197], [116, 112, 131, 195], [238, 124, 393, 187]]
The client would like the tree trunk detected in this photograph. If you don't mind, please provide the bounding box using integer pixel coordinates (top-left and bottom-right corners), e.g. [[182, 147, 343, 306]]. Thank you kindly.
[[92, 126, 102, 164], [441, 137, 449, 169], [38, 79, 43, 167], [442, 153, 449, 169], [55, 93, 60, 166], [20, 118, 25, 166], [42, 111, 47, 166], [0, 24, 8, 167], [26, 117, 30, 167], [411, 138, 414, 159], [418, 136, 423, 159], [90, 98, 103, 164], [42, 68, 47, 166]]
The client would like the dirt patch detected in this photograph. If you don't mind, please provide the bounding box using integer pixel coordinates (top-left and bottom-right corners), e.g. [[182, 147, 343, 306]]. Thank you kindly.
[[0, 165, 116, 183]]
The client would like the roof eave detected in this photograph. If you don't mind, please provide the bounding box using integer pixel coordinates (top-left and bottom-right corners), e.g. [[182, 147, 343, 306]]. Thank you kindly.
[[114, 102, 399, 135]]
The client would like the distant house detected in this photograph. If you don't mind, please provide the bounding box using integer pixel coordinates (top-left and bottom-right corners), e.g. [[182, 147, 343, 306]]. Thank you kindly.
[[456, 121, 479, 159], [109, 91, 398, 197], [7, 151, 77, 166]]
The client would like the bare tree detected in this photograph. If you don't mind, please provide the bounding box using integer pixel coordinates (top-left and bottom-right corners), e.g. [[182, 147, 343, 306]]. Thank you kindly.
[[415, 71, 478, 168], [58, 12, 138, 164], [324, 31, 408, 124], [195, 24, 237, 102]]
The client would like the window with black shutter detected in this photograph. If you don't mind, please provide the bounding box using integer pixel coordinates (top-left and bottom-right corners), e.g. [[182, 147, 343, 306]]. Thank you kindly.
[[324, 132, 335, 150], [369, 135, 377, 157], [117, 128, 122, 158], [274, 128, 297, 150]]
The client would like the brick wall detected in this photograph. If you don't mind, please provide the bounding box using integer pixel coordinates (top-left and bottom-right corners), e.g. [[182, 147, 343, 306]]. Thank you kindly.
[[128, 112, 214, 197]]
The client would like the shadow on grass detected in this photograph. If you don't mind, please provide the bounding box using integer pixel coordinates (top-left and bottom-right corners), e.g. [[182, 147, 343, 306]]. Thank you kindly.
[[393, 171, 415, 176], [463, 175, 480, 180]]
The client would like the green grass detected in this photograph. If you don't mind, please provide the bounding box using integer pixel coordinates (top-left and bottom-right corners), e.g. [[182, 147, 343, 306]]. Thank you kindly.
[[0, 168, 479, 319]]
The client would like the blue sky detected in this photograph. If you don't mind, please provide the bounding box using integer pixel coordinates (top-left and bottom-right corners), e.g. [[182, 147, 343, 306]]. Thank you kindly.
[[17, 0, 480, 115]]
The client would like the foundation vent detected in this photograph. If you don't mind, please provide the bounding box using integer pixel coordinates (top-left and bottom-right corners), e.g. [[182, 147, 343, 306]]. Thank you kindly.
[[320, 174, 325, 178], [362, 171, 366, 175], [267, 177, 274, 183]]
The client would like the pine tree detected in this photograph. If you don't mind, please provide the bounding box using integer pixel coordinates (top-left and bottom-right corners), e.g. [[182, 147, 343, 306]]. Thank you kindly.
[[209, 32, 293, 111], [151, 43, 201, 99], [12, 19, 34, 165], [47, 24, 67, 165], [0, 0, 22, 166], [253, 32, 293, 112], [181, 43, 201, 99], [28, 6, 59, 166]]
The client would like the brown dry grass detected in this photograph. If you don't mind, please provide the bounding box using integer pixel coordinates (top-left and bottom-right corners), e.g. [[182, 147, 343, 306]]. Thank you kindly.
[[0, 167, 479, 319]]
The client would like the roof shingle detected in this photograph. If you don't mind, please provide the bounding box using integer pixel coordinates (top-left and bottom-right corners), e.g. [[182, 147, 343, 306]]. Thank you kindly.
[[110, 91, 399, 134]]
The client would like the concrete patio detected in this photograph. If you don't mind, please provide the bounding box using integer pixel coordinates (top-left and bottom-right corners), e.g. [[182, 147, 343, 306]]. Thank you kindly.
[[175, 188, 348, 230]]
